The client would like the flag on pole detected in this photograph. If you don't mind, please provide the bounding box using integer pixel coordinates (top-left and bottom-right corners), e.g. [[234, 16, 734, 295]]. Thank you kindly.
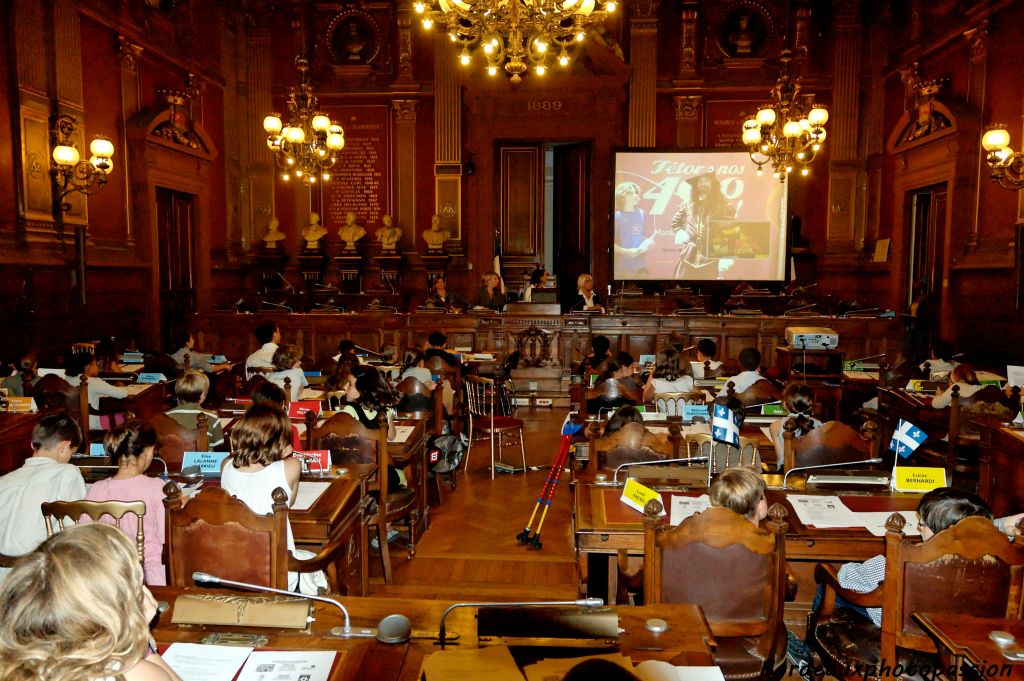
[[889, 418, 927, 458], [493, 227, 506, 293], [712, 403, 740, 447]]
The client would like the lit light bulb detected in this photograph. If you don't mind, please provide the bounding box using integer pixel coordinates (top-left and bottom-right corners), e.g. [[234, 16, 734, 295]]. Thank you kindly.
[[309, 175, 316, 183], [487, 66, 498, 76], [576, 31, 585, 42], [450, 33, 457, 42], [536, 65, 546, 76], [800, 168, 810, 176], [52, 145, 79, 166], [795, 151, 806, 160], [295, 169, 303, 177], [785, 166, 793, 173], [483, 42, 494, 54], [90, 137, 114, 158], [811, 143, 821, 152], [773, 171, 781, 179], [606, 1, 617, 11], [423, 18, 433, 29], [318, 148, 326, 157], [982, 127, 1011, 151], [282, 173, 290, 181], [322, 172, 331, 181], [460, 49, 471, 65], [756, 167, 763, 176], [535, 39, 548, 53], [414, 2, 425, 13], [311, 114, 331, 132], [559, 53, 569, 66], [286, 158, 295, 165]]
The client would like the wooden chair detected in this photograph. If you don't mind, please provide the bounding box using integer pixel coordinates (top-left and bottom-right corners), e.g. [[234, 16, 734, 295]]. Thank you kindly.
[[395, 376, 443, 436], [644, 501, 790, 681], [807, 514, 1024, 681], [40, 499, 147, 563], [683, 432, 761, 484], [163, 483, 349, 592], [31, 373, 73, 409], [592, 421, 679, 471], [149, 412, 210, 469], [307, 412, 416, 585], [464, 375, 526, 479], [652, 390, 706, 418], [782, 419, 879, 473], [729, 379, 782, 408], [144, 353, 179, 378]]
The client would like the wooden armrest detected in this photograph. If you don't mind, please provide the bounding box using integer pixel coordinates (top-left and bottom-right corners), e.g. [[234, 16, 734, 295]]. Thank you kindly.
[[814, 563, 883, 608], [288, 539, 348, 574]]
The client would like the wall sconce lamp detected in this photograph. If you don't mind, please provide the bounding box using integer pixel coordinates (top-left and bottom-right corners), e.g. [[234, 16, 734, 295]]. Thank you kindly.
[[980, 124, 1024, 190], [51, 114, 116, 304]]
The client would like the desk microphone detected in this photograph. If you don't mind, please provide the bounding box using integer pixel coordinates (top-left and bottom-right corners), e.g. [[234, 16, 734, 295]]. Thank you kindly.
[[781, 457, 884, 488], [260, 300, 293, 312], [568, 299, 586, 314], [437, 598, 603, 649], [312, 282, 339, 292], [612, 456, 710, 485], [848, 353, 886, 364], [276, 272, 295, 293], [841, 307, 878, 318], [784, 304, 817, 315]]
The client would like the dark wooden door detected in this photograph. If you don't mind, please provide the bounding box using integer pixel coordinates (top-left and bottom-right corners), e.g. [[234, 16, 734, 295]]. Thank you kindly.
[[156, 187, 196, 349], [906, 184, 947, 308], [552, 143, 590, 306]]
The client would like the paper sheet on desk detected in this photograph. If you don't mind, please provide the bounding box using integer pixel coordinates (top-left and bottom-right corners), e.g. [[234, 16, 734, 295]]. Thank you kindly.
[[421, 644, 524, 681], [670, 494, 710, 526], [292, 481, 332, 511], [162, 642, 252, 681], [635, 661, 727, 681], [237, 650, 337, 681], [843, 371, 880, 381], [855, 511, 921, 537], [121, 363, 144, 372], [787, 495, 860, 528], [523, 653, 635, 681], [122, 383, 152, 396], [300, 388, 325, 401], [1007, 365, 1024, 389], [390, 424, 414, 443]]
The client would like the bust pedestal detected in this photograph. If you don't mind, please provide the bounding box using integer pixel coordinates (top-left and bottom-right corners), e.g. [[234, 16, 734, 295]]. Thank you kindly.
[[334, 254, 364, 294]]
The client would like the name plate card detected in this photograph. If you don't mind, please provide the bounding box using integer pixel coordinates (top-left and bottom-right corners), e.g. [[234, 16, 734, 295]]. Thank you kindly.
[[288, 401, 322, 419], [137, 372, 166, 384], [181, 451, 229, 474], [893, 466, 947, 493], [620, 479, 666, 516], [293, 450, 330, 473], [683, 404, 710, 422]]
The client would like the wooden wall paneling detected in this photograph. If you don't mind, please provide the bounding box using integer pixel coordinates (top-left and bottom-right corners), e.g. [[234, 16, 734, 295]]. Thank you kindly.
[[499, 145, 542, 260], [391, 100, 419, 250]]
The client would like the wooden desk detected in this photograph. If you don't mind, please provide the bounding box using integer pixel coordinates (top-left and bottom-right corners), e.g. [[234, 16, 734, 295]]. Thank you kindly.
[[0, 411, 46, 474], [573, 474, 919, 632], [117, 381, 173, 421], [974, 419, 1024, 518], [150, 587, 716, 680], [913, 612, 1024, 680]]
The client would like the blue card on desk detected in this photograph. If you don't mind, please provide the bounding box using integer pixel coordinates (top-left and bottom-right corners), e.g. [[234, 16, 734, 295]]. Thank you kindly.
[[137, 372, 165, 384], [89, 443, 106, 457], [303, 371, 321, 377], [181, 451, 229, 476], [208, 355, 227, 364], [683, 404, 710, 422]]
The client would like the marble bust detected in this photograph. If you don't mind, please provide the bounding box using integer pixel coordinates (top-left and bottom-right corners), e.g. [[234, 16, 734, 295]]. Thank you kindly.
[[262, 217, 286, 250], [376, 215, 402, 252], [338, 211, 367, 251], [302, 213, 327, 250], [422, 214, 450, 251]]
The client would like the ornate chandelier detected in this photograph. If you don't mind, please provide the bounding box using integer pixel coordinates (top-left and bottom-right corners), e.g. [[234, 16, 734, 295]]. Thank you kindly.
[[741, 50, 828, 181], [413, 0, 617, 84], [262, 57, 345, 187], [980, 125, 1024, 190]]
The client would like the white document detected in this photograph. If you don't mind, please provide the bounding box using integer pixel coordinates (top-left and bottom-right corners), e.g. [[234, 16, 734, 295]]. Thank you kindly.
[[670, 494, 710, 526], [635, 660, 727, 681], [300, 388, 324, 401], [37, 367, 67, 378], [292, 481, 332, 511], [787, 495, 860, 528], [390, 424, 415, 443], [843, 371, 880, 382], [641, 411, 664, 421], [236, 650, 337, 681], [123, 383, 152, 396], [854, 511, 921, 537], [1007, 365, 1024, 388], [162, 642, 253, 681], [121, 363, 145, 372]]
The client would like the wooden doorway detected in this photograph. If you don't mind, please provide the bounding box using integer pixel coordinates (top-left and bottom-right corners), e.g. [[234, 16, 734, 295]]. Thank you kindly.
[[551, 143, 590, 306], [156, 187, 197, 349], [905, 183, 947, 309]]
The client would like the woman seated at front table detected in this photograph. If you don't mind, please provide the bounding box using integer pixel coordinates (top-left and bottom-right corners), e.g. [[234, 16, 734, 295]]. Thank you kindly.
[[0, 523, 182, 681], [642, 347, 696, 404], [426, 276, 463, 313], [522, 267, 549, 303], [471, 271, 507, 312], [930, 363, 983, 409], [565, 273, 604, 313]]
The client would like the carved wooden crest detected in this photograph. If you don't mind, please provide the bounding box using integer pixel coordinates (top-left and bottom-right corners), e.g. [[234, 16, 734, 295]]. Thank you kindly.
[[515, 325, 551, 367]]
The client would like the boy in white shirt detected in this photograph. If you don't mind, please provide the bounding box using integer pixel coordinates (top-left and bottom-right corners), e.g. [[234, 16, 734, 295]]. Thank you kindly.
[[0, 413, 87, 579], [716, 347, 763, 398]]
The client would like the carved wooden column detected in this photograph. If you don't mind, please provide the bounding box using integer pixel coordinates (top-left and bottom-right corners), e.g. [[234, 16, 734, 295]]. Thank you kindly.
[[246, 24, 275, 252], [392, 1, 418, 90], [674, 2, 699, 84], [434, 33, 463, 251], [825, 0, 863, 255], [628, 0, 660, 148], [118, 37, 143, 246], [964, 21, 990, 251], [53, 0, 86, 225], [392, 100, 418, 251], [674, 96, 702, 149]]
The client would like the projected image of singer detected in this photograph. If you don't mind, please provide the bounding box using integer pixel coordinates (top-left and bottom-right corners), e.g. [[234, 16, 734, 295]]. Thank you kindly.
[[613, 182, 655, 277], [670, 172, 735, 277]]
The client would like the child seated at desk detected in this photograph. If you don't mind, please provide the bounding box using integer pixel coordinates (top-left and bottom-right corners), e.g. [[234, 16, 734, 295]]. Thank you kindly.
[[166, 370, 224, 448], [221, 403, 327, 595], [425, 331, 462, 367], [709, 467, 768, 524], [268, 343, 308, 403], [66, 351, 128, 431], [694, 338, 723, 377], [84, 419, 167, 585], [642, 347, 696, 404], [930, 363, 983, 409], [604, 405, 645, 435], [715, 347, 763, 399], [0, 524, 182, 681], [169, 331, 231, 373], [0, 413, 86, 580], [251, 381, 302, 451], [769, 383, 822, 469], [336, 366, 405, 491], [2, 352, 39, 397]]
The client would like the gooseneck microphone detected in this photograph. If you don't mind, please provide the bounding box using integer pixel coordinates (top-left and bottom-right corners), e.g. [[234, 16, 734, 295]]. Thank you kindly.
[[436, 598, 604, 649], [781, 457, 884, 488]]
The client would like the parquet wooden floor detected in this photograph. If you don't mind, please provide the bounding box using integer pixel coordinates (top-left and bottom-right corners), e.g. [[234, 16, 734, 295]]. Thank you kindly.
[[369, 408, 580, 602]]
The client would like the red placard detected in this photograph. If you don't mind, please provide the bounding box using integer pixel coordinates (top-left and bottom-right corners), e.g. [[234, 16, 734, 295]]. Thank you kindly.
[[293, 450, 331, 473], [288, 401, 322, 419]]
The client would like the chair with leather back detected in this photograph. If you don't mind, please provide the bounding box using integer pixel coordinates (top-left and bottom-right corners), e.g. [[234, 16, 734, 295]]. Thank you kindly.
[[31, 374, 73, 410], [652, 391, 707, 418], [807, 514, 1024, 681], [584, 378, 642, 417], [644, 501, 790, 681], [395, 376, 442, 436], [307, 412, 416, 584], [41, 499, 147, 563], [592, 421, 679, 471], [730, 379, 782, 409], [148, 412, 210, 470], [162, 483, 349, 592], [782, 419, 880, 473], [683, 432, 761, 485], [464, 375, 526, 479]]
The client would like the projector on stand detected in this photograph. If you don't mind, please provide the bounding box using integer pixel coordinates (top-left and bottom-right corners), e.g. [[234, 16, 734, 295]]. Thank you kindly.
[[785, 326, 839, 350]]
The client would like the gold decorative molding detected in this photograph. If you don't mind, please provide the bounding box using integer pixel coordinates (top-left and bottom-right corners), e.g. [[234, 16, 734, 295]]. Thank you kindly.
[[673, 96, 702, 120], [391, 99, 418, 121]]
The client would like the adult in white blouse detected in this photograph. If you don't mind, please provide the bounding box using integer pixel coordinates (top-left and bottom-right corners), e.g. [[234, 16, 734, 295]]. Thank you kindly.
[[245, 321, 280, 378], [931, 363, 984, 409], [566, 273, 604, 313], [66, 352, 128, 430], [268, 343, 308, 402], [522, 267, 548, 303], [715, 347, 763, 399]]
